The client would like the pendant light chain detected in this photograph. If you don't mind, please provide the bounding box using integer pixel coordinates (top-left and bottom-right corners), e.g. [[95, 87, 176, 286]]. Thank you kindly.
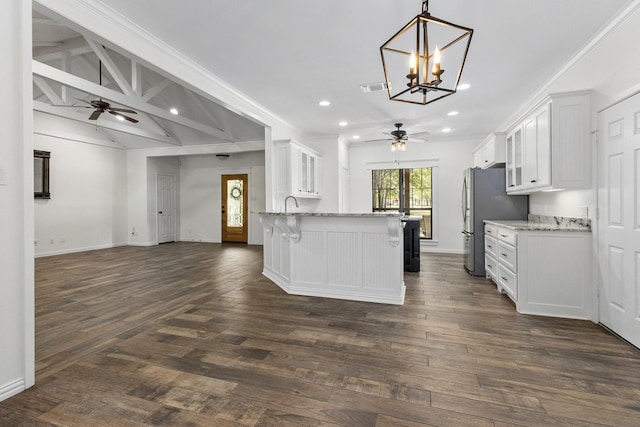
[[422, 0, 429, 14]]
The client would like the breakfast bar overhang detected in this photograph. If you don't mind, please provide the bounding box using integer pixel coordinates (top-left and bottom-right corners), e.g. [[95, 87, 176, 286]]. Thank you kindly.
[[259, 212, 406, 305]]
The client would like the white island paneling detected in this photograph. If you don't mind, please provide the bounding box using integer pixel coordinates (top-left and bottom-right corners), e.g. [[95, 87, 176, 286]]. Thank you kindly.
[[260, 213, 405, 304]]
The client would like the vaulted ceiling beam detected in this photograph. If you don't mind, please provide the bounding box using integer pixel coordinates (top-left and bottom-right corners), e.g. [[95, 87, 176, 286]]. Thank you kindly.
[[141, 79, 171, 103], [34, 36, 92, 63], [33, 76, 64, 105], [84, 37, 134, 96], [185, 89, 229, 137], [132, 60, 142, 96], [33, 60, 234, 141]]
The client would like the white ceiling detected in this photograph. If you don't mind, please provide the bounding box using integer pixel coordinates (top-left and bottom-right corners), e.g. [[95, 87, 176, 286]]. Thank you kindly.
[[34, 0, 633, 147]]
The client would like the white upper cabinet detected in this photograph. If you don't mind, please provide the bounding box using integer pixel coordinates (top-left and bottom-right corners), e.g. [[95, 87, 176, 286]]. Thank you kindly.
[[506, 91, 590, 194], [473, 132, 506, 169], [506, 127, 523, 190], [274, 140, 322, 199]]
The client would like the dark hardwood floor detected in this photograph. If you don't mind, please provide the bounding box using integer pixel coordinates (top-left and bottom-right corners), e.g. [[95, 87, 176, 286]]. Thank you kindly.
[[1, 242, 640, 426]]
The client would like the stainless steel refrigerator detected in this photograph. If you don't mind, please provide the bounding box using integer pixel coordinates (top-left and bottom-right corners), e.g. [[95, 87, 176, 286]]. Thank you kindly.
[[462, 167, 528, 276]]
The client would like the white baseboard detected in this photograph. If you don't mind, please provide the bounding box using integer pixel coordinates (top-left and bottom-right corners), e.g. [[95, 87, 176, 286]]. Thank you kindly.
[[0, 378, 25, 402], [128, 241, 156, 247], [35, 242, 128, 258], [420, 247, 464, 254]]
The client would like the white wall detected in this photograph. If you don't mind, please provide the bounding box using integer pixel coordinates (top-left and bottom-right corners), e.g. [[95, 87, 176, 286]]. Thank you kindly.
[[0, 0, 33, 401], [349, 139, 477, 254], [179, 152, 265, 244], [33, 114, 128, 257]]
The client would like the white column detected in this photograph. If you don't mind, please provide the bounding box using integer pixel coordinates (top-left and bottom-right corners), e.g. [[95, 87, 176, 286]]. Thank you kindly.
[[0, 0, 35, 401]]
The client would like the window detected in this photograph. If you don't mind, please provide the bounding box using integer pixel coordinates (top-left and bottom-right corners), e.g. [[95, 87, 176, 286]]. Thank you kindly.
[[372, 167, 432, 239]]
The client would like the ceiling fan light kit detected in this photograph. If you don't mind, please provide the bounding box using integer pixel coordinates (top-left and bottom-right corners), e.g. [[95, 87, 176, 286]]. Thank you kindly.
[[380, 0, 473, 105]]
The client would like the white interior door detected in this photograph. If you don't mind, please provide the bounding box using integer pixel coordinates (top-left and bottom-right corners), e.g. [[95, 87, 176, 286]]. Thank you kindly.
[[157, 174, 176, 244], [598, 92, 640, 348]]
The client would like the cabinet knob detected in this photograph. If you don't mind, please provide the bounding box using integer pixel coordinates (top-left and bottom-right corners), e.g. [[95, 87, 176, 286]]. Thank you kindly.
[[531, 179, 537, 183]]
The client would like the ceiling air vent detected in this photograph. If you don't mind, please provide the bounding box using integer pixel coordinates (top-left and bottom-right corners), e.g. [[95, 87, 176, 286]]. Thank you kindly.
[[360, 82, 390, 93]]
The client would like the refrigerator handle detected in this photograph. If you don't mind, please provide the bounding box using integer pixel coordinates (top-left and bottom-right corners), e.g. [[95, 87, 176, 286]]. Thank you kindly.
[[461, 175, 467, 223]]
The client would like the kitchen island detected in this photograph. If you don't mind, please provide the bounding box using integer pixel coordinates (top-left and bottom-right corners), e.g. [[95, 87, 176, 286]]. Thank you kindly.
[[259, 212, 405, 304]]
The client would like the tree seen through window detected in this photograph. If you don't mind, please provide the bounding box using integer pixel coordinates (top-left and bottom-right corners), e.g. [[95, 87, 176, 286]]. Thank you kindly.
[[372, 167, 432, 239]]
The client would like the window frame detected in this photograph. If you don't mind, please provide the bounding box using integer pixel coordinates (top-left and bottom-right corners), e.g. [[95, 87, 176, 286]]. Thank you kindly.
[[372, 166, 434, 240]]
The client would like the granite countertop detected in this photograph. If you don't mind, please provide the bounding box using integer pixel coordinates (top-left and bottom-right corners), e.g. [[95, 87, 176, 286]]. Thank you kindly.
[[257, 211, 404, 218], [484, 214, 591, 232]]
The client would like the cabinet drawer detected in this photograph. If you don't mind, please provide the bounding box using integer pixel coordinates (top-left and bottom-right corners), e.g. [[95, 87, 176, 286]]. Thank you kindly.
[[485, 224, 497, 237], [497, 228, 517, 245], [498, 266, 518, 300], [498, 242, 517, 272], [485, 254, 498, 281], [484, 235, 497, 257]]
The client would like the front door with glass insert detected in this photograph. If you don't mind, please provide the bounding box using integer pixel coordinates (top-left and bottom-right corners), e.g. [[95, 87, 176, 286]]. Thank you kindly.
[[221, 174, 248, 243]]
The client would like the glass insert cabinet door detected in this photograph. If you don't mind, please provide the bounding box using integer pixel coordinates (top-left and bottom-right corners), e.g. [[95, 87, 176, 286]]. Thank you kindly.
[[221, 174, 248, 242]]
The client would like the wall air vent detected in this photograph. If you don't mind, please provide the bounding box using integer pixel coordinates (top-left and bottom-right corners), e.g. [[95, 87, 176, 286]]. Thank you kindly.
[[360, 82, 390, 93]]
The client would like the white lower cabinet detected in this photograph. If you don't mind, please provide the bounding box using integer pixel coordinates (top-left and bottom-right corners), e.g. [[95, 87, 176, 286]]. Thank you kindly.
[[484, 223, 593, 320]]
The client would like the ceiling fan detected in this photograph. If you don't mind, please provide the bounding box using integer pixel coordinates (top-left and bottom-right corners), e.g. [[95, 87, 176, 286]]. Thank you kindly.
[[364, 123, 429, 151], [54, 59, 139, 123], [76, 98, 139, 123]]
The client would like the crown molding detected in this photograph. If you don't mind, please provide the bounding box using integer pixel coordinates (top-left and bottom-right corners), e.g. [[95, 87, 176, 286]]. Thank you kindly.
[[496, 0, 640, 133]]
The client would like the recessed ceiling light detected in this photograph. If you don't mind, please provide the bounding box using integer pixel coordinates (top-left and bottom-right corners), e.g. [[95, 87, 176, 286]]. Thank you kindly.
[[319, 100, 331, 107], [447, 111, 459, 116], [457, 83, 471, 90], [338, 121, 348, 127], [352, 135, 360, 140], [170, 107, 179, 115], [442, 127, 452, 133]]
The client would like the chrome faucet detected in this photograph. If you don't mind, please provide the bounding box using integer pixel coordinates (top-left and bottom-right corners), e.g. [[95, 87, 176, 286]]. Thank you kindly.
[[284, 195, 299, 213]]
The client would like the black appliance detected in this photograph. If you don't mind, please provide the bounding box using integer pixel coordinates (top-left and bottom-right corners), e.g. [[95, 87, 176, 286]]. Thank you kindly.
[[402, 217, 420, 272]]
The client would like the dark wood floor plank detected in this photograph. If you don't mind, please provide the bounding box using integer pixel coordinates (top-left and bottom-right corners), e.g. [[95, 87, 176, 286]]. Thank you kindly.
[[0, 243, 638, 427]]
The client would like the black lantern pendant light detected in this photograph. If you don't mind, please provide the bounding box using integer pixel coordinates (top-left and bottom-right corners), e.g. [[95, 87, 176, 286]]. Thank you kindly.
[[380, 0, 473, 105]]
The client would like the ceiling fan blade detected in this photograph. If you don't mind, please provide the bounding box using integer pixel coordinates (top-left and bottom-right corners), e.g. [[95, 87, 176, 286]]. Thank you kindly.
[[88, 110, 103, 120], [411, 131, 431, 139], [108, 110, 139, 123], [52, 104, 92, 108], [109, 108, 137, 114], [355, 138, 391, 145]]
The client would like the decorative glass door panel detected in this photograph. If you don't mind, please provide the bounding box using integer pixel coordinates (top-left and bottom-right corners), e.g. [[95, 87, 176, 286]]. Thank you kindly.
[[221, 174, 248, 242], [227, 179, 243, 227]]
